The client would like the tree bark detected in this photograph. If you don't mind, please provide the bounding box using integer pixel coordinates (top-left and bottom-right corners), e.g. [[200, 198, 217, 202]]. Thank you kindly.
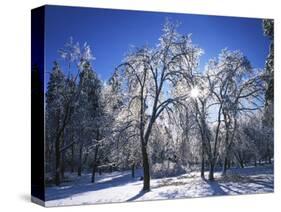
[[54, 113, 62, 186], [77, 143, 82, 176], [200, 147, 205, 179], [239, 160, 244, 168], [208, 161, 215, 181], [91, 145, 99, 183], [235, 152, 244, 168], [99, 168, 102, 175], [222, 157, 228, 175], [227, 159, 231, 169], [60, 152, 65, 179], [141, 143, 150, 192], [55, 136, 61, 186], [131, 163, 135, 178], [91, 163, 97, 183], [71, 144, 74, 173], [60, 131, 65, 179]]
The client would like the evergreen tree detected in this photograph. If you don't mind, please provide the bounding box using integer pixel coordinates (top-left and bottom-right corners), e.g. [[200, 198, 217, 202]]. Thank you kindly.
[[74, 60, 104, 179], [45, 61, 66, 185]]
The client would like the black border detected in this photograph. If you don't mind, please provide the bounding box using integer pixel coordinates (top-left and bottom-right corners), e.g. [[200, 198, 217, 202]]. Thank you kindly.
[[31, 6, 45, 202]]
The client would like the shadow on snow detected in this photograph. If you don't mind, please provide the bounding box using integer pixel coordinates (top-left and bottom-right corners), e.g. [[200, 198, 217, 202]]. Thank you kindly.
[[46, 171, 141, 201], [46, 165, 273, 202]]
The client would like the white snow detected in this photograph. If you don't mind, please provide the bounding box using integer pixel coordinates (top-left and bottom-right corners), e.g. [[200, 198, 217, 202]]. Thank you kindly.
[[45, 165, 273, 207]]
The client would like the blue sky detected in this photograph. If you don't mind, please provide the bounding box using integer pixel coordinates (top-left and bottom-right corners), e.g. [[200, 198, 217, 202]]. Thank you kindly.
[[45, 5, 270, 83]]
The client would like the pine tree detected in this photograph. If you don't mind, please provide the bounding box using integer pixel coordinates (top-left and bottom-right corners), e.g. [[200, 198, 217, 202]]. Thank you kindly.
[[46, 61, 66, 186], [73, 60, 103, 179]]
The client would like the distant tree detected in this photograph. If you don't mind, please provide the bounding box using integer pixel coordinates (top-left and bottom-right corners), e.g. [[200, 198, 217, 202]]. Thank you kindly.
[[262, 19, 274, 135], [234, 113, 272, 167]]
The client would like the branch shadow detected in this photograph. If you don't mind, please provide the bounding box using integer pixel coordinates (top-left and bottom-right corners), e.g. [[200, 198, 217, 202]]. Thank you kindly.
[[204, 179, 227, 195], [126, 190, 147, 201], [46, 172, 139, 201]]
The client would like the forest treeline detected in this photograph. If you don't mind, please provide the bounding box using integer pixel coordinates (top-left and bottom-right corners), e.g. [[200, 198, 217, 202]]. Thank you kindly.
[[44, 20, 274, 191]]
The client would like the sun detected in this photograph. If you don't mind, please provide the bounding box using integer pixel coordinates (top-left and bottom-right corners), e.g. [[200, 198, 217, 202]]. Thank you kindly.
[[190, 87, 200, 98]]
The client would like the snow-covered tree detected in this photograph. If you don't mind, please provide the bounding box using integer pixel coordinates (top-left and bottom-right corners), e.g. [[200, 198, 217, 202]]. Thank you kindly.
[[262, 19, 274, 130], [73, 61, 102, 178], [191, 49, 264, 179], [115, 20, 203, 191], [46, 61, 68, 185], [46, 38, 101, 185], [44, 21, 273, 196]]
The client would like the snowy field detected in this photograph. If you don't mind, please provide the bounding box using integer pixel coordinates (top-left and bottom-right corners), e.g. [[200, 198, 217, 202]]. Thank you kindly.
[[45, 165, 273, 207]]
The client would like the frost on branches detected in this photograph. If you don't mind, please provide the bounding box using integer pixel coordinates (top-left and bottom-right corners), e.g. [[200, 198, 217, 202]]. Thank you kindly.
[[44, 20, 273, 205]]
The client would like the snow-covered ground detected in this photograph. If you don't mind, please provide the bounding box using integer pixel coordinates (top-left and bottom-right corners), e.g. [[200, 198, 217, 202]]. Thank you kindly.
[[45, 165, 273, 207]]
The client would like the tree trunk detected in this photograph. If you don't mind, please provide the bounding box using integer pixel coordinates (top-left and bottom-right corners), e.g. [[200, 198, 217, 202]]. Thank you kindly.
[[239, 160, 244, 168], [91, 145, 99, 183], [201, 158, 205, 179], [131, 163, 135, 178], [60, 132, 65, 180], [268, 156, 271, 164], [77, 143, 82, 176], [60, 152, 65, 179], [141, 143, 150, 192], [54, 113, 62, 186], [91, 163, 97, 183], [200, 147, 205, 179], [99, 168, 102, 175], [71, 144, 74, 173], [55, 136, 61, 186], [222, 157, 228, 175], [227, 159, 231, 169], [208, 161, 215, 181]]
